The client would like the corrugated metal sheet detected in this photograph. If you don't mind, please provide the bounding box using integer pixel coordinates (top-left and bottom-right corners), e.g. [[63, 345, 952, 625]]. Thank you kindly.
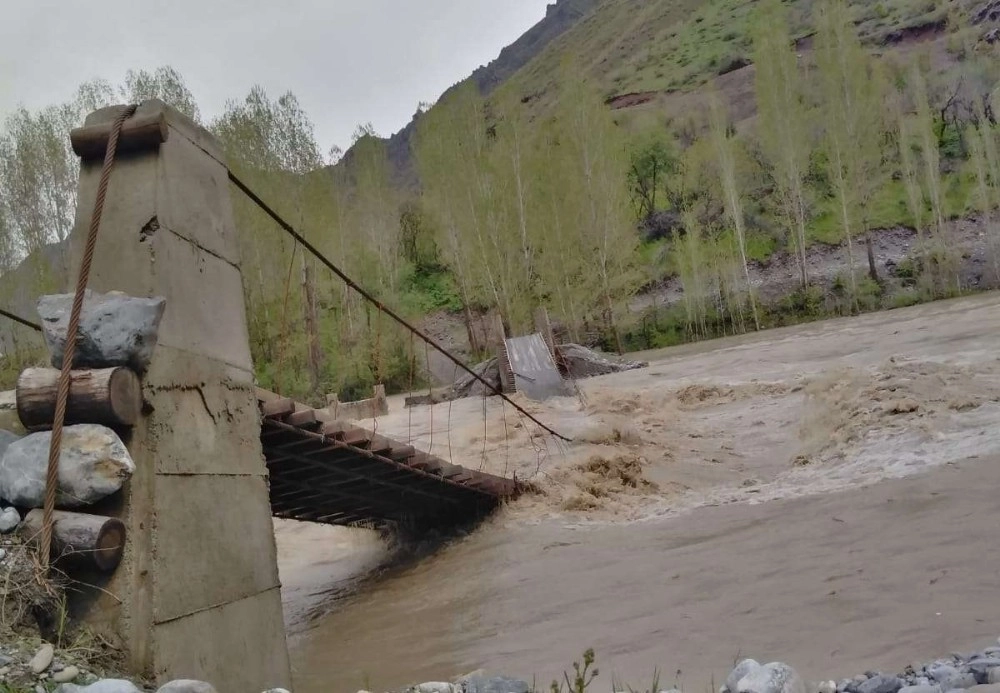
[[504, 333, 574, 401]]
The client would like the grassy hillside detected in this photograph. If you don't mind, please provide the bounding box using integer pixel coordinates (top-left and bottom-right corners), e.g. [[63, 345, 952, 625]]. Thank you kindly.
[[496, 0, 959, 105]]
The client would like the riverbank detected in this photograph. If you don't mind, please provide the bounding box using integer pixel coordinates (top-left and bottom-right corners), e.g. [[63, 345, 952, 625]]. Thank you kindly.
[[391, 635, 1000, 693]]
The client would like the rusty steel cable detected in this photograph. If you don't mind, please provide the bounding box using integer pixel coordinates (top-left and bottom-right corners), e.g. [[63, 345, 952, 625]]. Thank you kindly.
[[227, 170, 573, 443], [41, 104, 137, 573]]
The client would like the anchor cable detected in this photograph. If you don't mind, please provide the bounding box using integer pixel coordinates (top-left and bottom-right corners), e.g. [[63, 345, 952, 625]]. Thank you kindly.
[[0, 308, 41, 332]]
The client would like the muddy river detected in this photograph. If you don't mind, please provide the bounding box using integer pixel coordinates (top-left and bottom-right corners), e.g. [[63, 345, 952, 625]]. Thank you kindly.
[[275, 293, 1000, 692]]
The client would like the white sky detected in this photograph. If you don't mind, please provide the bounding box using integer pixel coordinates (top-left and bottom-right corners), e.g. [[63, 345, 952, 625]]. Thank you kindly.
[[0, 0, 552, 152]]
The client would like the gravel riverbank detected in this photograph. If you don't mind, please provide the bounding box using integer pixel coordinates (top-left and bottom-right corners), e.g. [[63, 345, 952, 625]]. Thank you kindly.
[[390, 637, 1000, 693]]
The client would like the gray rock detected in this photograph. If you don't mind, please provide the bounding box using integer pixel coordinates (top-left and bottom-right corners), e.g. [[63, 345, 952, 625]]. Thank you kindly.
[[858, 676, 904, 693], [53, 666, 80, 683], [968, 660, 1000, 683], [260, 689, 292, 693], [0, 654, 12, 667], [899, 686, 941, 693], [54, 680, 143, 693], [29, 643, 54, 673], [967, 687, 1000, 693], [737, 662, 806, 693], [729, 660, 763, 693], [461, 674, 531, 693], [38, 290, 166, 373], [989, 672, 1000, 686], [556, 343, 648, 378], [930, 667, 961, 684], [0, 506, 20, 533], [0, 429, 21, 462], [941, 675, 978, 691], [0, 425, 134, 508], [817, 681, 837, 693], [156, 681, 218, 693], [0, 393, 26, 437], [839, 679, 855, 693], [412, 684, 460, 693]]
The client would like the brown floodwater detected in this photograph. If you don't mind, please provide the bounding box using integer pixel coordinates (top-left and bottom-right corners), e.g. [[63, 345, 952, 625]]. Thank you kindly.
[[276, 293, 1000, 693]]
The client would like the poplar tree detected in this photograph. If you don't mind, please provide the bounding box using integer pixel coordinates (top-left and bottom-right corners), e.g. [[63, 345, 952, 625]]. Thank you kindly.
[[213, 86, 328, 395], [815, 0, 889, 294], [753, 0, 811, 288], [709, 94, 759, 330], [554, 76, 640, 352], [910, 66, 960, 294]]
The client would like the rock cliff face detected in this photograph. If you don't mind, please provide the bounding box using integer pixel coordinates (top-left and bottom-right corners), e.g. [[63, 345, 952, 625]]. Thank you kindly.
[[349, 0, 601, 187], [469, 0, 600, 93]]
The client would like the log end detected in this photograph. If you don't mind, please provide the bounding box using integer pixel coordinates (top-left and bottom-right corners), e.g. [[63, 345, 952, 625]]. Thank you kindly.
[[108, 368, 142, 426], [21, 509, 127, 573], [94, 518, 126, 572], [69, 110, 168, 160]]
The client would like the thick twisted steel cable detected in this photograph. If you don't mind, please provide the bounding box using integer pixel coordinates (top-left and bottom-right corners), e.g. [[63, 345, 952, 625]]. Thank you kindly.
[[41, 104, 137, 572]]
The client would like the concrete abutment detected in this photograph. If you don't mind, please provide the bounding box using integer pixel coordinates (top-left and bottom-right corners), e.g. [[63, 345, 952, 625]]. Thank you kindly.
[[65, 100, 291, 692]]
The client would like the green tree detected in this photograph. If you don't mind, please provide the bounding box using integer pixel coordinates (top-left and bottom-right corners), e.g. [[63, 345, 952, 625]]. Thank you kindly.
[[628, 134, 678, 220], [213, 86, 329, 395], [753, 0, 811, 289], [709, 94, 759, 331], [815, 0, 890, 294], [911, 65, 960, 294], [554, 76, 642, 352], [968, 121, 1000, 284], [120, 67, 200, 121], [413, 81, 493, 350]]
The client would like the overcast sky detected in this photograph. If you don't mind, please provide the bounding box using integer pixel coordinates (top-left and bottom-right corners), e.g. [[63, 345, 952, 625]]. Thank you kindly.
[[0, 0, 551, 152]]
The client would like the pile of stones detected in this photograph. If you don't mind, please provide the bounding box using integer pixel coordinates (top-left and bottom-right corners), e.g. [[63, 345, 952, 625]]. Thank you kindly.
[[391, 637, 1000, 693]]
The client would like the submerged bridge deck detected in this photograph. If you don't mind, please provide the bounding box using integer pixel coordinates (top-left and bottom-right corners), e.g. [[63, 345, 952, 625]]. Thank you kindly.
[[256, 389, 521, 529]]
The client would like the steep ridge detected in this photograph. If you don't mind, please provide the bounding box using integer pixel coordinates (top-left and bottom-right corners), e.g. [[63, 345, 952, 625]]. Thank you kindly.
[[343, 0, 601, 185]]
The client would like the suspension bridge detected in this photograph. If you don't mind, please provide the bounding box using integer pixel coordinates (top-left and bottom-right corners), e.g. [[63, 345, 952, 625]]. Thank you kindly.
[[257, 388, 522, 529], [0, 97, 581, 691], [0, 98, 569, 532]]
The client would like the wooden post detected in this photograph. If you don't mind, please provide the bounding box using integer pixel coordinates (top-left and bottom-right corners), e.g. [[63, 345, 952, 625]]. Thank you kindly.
[[326, 393, 340, 419], [22, 509, 126, 572], [16, 367, 142, 430]]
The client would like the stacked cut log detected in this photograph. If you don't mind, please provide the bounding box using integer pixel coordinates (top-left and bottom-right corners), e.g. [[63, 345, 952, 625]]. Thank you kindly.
[[10, 366, 141, 573], [1, 290, 165, 574]]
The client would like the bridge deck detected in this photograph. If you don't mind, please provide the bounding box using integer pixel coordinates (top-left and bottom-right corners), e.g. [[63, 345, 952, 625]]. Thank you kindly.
[[257, 389, 520, 529]]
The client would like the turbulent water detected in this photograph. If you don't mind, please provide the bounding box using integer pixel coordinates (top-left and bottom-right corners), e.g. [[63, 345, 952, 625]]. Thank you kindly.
[[276, 293, 1000, 693]]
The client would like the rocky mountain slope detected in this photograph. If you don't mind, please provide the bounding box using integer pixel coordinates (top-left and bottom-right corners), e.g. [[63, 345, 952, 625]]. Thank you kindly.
[[369, 0, 600, 185], [349, 0, 983, 185]]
